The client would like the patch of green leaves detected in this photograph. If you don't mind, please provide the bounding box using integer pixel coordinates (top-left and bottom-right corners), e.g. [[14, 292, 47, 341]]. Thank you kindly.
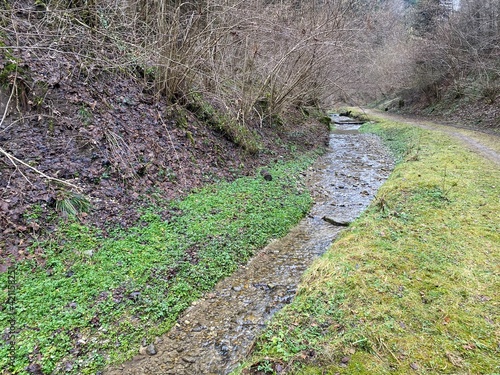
[[55, 192, 91, 218], [77, 105, 93, 126], [0, 155, 316, 374]]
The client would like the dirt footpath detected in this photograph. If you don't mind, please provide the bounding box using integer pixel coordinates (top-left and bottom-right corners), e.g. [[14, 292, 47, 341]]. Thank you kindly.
[[363, 109, 500, 166]]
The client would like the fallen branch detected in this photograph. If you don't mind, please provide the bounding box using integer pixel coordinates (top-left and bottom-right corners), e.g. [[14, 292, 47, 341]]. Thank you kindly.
[[0, 77, 15, 129], [0, 75, 81, 191], [158, 109, 187, 190], [0, 146, 81, 191]]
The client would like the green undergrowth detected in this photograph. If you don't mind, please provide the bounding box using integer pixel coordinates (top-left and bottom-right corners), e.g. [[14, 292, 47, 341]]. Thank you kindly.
[[238, 118, 499, 374], [0, 153, 321, 374], [0, 35, 21, 85]]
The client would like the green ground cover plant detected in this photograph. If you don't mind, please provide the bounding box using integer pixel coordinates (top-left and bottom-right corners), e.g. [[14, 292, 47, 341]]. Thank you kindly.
[[0, 153, 320, 374], [239, 118, 499, 374]]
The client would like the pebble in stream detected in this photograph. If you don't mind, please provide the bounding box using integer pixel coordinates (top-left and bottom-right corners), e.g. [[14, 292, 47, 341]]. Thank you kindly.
[[104, 125, 394, 375]]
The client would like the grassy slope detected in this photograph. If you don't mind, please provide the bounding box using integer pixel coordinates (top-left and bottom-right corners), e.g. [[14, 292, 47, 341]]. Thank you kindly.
[[239, 118, 499, 374], [0, 153, 321, 375]]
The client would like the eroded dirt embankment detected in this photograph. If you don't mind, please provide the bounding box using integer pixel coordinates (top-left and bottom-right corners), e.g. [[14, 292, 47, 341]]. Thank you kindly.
[[104, 124, 394, 375]]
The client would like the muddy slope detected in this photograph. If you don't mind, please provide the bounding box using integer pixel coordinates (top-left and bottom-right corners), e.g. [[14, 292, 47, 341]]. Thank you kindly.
[[0, 74, 327, 272], [1, 5, 331, 268], [104, 124, 394, 375]]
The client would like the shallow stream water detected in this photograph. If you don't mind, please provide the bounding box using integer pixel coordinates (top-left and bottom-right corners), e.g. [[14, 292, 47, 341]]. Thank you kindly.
[[105, 123, 394, 375]]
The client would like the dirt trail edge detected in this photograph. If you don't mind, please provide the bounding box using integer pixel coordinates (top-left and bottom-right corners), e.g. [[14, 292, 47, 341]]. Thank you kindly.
[[104, 125, 394, 375], [363, 109, 500, 166]]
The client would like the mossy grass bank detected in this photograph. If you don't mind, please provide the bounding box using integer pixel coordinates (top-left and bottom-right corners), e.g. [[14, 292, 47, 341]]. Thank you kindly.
[[0, 153, 321, 375], [238, 117, 499, 374]]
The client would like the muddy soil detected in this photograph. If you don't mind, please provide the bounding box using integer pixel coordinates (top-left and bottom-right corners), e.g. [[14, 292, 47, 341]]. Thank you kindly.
[[1, 12, 329, 269], [0, 76, 327, 272], [104, 124, 394, 375]]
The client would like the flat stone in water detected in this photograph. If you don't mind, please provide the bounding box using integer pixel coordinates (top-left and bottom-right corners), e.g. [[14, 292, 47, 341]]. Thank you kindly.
[[146, 344, 157, 356], [330, 114, 365, 125], [322, 216, 351, 226]]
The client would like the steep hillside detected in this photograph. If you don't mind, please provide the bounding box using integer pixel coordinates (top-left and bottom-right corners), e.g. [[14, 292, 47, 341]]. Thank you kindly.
[[0, 11, 329, 269]]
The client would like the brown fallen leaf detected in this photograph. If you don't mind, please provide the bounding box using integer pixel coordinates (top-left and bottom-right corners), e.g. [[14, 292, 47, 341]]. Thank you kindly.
[[462, 343, 476, 350], [445, 351, 463, 367]]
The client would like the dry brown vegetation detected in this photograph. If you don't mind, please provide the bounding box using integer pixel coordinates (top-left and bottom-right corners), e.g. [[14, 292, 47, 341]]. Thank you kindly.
[[0, 0, 374, 190], [410, 0, 499, 107], [1, 0, 372, 124], [353, 0, 500, 129], [2, 0, 377, 265]]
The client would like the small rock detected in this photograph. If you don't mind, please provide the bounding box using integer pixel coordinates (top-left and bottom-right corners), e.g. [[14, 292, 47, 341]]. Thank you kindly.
[[182, 356, 196, 363], [129, 292, 141, 302], [26, 363, 43, 374], [192, 324, 206, 332], [341, 356, 350, 364], [232, 286, 242, 292], [322, 216, 351, 226], [83, 250, 94, 257], [64, 361, 74, 372], [260, 169, 273, 181], [146, 343, 157, 356]]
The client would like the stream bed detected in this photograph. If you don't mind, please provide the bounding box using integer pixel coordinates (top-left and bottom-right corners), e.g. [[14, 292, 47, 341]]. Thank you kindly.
[[104, 123, 394, 375]]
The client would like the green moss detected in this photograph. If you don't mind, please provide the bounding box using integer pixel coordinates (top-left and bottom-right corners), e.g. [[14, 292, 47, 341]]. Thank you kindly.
[[0, 31, 26, 92], [186, 92, 262, 153]]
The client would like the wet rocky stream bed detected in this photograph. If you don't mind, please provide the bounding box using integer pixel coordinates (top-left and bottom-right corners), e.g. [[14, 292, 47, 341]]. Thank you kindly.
[[104, 121, 394, 375]]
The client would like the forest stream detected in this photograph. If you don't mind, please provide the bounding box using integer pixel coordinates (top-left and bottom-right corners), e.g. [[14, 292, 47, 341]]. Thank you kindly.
[[104, 120, 394, 375]]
